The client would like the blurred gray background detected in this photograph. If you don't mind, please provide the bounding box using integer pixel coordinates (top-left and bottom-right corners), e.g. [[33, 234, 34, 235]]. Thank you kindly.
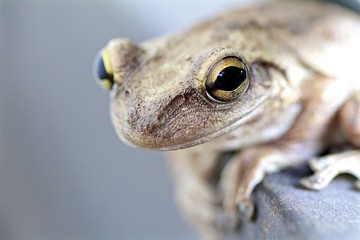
[[1, 0, 359, 240], [0, 0, 256, 239]]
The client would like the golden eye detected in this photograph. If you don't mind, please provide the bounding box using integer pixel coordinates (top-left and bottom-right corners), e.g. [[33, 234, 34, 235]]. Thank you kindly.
[[93, 49, 114, 90], [205, 57, 249, 102]]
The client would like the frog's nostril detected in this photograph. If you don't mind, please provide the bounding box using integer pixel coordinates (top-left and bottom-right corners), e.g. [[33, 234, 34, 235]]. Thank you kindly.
[[93, 49, 114, 90]]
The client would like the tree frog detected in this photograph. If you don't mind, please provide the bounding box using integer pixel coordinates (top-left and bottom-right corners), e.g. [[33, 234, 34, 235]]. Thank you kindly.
[[93, 0, 360, 238]]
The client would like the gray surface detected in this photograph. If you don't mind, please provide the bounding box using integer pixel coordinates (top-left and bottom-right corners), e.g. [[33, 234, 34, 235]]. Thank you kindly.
[[236, 166, 360, 240]]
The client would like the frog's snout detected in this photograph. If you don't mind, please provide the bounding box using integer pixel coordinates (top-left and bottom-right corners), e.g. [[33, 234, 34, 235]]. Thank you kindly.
[[93, 49, 114, 90]]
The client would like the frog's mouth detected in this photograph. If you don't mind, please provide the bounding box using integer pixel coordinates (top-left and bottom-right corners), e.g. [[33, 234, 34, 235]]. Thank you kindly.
[[157, 101, 265, 151], [114, 97, 266, 151]]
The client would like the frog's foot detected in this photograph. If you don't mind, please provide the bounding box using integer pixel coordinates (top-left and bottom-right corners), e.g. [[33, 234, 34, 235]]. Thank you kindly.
[[175, 178, 225, 240], [300, 151, 360, 190], [301, 92, 360, 191], [220, 147, 285, 222]]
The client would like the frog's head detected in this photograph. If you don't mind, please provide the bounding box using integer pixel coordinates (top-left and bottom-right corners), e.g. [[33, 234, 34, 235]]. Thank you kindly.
[[93, 30, 292, 150]]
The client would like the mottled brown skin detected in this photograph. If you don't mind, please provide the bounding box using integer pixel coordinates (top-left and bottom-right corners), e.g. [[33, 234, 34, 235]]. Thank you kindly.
[[97, 0, 360, 239]]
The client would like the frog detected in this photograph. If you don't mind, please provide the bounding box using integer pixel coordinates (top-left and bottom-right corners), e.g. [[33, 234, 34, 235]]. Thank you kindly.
[[93, 0, 360, 239]]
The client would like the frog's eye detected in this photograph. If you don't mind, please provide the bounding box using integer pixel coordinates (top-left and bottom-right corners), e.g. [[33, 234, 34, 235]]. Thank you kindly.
[[205, 57, 249, 102], [93, 49, 114, 90]]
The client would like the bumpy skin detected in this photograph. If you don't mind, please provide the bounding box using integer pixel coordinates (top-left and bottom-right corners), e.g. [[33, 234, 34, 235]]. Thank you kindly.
[[97, 0, 360, 239]]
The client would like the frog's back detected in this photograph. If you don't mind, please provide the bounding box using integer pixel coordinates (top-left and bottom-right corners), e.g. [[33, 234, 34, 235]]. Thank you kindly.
[[215, 0, 360, 80]]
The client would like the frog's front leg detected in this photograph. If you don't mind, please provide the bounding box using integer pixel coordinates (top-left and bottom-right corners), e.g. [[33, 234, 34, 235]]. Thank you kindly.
[[220, 76, 351, 221], [166, 147, 223, 240], [300, 92, 360, 190]]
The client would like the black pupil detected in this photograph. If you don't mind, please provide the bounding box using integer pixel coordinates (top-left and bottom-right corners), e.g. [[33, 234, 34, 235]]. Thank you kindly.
[[96, 55, 110, 80], [215, 66, 246, 91]]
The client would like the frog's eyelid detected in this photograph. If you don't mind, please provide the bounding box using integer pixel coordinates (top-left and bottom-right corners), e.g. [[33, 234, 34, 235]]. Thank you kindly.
[[102, 49, 113, 75]]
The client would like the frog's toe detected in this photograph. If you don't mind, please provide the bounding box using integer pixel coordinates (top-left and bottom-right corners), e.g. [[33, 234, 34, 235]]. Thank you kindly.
[[300, 175, 331, 190], [300, 151, 360, 190], [237, 198, 255, 221], [356, 180, 360, 191], [308, 156, 335, 171]]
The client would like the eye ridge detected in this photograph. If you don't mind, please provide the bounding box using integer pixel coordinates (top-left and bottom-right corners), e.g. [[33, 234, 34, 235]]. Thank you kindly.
[[214, 66, 246, 91]]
